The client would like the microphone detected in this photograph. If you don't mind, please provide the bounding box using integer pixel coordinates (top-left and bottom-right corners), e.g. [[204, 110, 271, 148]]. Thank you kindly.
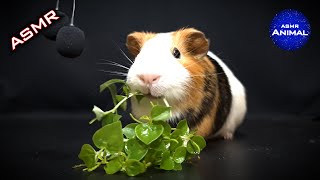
[[42, 0, 69, 40], [56, 0, 85, 58]]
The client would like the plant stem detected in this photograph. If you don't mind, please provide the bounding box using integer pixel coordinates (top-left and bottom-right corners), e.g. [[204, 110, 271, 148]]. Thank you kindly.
[[109, 92, 137, 114], [89, 92, 139, 125], [162, 98, 170, 107], [87, 162, 101, 172], [73, 164, 86, 168], [150, 101, 155, 107], [145, 162, 152, 168], [162, 98, 172, 117], [89, 118, 97, 124], [129, 113, 145, 124]]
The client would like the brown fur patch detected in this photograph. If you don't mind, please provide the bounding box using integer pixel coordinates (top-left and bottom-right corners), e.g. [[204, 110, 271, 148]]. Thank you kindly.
[[172, 28, 209, 59]]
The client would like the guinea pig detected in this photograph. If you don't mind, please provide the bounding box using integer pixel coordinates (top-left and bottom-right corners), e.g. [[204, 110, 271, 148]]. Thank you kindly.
[[125, 28, 247, 139]]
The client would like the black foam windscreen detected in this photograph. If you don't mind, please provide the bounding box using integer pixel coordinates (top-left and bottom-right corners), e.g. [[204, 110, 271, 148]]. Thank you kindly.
[[42, 10, 69, 41], [56, 25, 85, 58]]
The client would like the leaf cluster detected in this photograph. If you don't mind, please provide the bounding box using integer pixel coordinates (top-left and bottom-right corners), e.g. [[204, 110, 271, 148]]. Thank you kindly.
[[77, 79, 206, 176]]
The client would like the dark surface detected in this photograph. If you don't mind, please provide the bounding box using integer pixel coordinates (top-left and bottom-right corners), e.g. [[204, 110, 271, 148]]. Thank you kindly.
[[1, 115, 319, 180]]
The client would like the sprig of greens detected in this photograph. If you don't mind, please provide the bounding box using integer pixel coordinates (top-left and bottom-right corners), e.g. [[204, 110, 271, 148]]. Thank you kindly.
[[76, 79, 206, 176]]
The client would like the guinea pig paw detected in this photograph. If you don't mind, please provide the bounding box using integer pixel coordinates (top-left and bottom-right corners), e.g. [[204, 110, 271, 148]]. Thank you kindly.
[[222, 132, 234, 140]]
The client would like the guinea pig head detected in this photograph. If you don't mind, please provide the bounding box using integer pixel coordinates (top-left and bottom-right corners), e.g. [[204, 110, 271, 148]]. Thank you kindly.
[[126, 28, 209, 102]]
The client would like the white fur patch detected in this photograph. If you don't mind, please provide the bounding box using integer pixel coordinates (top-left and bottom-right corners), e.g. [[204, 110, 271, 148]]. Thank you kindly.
[[127, 33, 190, 118], [207, 51, 247, 137]]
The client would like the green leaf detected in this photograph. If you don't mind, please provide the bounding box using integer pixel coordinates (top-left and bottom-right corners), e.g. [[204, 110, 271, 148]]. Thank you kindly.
[[191, 135, 206, 150], [135, 123, 164, 145], [92, 121, 124, 153], [104, 157, 122, 174], [151, 105, 171, 121], [173, 162, 182, 171], [122, 123, 138, 139], [173, 146, 187, 163], [189, 129, 197, 135], [185, 151, 196, 160], [150, 137, 166, 151], [135, 94, 145, 104], [154, 121, 171, 137], [169, 137, 183, 152], [122, 85, 130, 96], [160, 151, 174, 170], [116, 95, 127, 111], [125, 138, 148, 161], [186, 140, 201, 154], [171, 129, 183, 139], [144, 149, 162, 165], [125, 159, 146, 176], [101, 113, 122, 126], [108, 84, 118, 107], [100, 79, 125, 93], [176, 120, 189, 135], [78, 144, 97, 168], [92, 106, 104, 121]]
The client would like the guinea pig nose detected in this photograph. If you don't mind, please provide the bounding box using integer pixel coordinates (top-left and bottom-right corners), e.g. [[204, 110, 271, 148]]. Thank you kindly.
[[138, 74, 161, 84]]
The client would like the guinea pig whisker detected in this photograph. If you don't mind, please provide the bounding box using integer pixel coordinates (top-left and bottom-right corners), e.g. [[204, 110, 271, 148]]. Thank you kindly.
[[114, 83, 127, 95], [98, 59, 131, 68], [98, 70, 128, 77], [97, 62, 130, 70], [190, 72, 225, 77], [112, 40, 134, 65], [118, 47, 134, 64]]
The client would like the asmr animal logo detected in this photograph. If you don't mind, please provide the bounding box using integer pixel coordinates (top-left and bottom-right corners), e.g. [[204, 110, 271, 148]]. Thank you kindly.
[[269, 9, 311, 51]]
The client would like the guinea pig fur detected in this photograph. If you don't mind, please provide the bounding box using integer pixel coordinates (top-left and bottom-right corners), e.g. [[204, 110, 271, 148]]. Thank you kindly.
[[125, 28, 247, 139]]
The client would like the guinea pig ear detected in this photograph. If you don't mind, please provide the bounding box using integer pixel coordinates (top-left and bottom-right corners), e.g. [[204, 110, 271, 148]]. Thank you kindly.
[[126, 31, 156, 57], [178, 28, 209, 58]]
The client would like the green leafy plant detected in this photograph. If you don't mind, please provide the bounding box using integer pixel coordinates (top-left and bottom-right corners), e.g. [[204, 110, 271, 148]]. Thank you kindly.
[[75, 79, 206, 176]]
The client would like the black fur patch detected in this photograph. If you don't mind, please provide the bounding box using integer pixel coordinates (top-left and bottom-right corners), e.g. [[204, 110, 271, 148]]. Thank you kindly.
[[169, 71, 215, 129], [208, 55, 232, 134], [186, 71, 216, 128]]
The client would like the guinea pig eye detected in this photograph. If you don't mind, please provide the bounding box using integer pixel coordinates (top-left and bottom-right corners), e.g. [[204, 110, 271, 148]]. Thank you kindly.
[[172, 48, 181, 59]]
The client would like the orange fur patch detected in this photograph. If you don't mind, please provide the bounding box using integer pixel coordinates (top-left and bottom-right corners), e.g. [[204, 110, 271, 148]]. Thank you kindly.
[[195, 115, 214, 137]]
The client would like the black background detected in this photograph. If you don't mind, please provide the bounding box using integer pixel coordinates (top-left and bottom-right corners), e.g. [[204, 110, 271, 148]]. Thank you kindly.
[[2, 0, 319, 119], [1, 0, 320, 179]]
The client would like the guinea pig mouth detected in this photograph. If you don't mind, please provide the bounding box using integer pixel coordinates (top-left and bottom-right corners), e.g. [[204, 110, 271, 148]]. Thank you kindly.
[[144, 93, 163, 100]]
